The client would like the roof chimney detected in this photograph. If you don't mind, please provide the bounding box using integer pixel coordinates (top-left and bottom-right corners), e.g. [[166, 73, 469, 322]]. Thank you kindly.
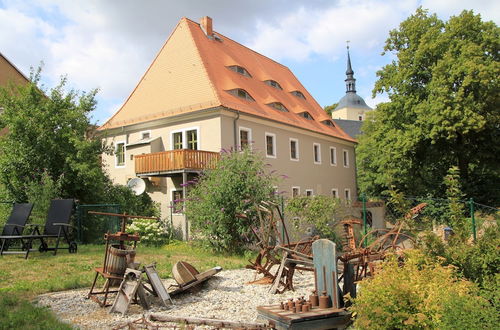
[[200, 16, 213, 37]]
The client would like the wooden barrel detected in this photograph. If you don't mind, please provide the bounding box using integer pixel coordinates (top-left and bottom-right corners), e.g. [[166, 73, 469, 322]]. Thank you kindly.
[[105, 245, 136, 276]]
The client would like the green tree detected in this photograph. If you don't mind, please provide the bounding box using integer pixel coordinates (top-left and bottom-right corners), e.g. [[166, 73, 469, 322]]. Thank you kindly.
[[357, 9, 500, 204], [0, 69, 158, 219], [323, 103, 338, 116], [0, 69, 109, 203], [185, 148, 280, 253]]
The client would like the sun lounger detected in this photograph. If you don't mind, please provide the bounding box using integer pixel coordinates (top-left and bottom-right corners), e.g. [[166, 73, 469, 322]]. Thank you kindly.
[[0, 203, 34, 252], [0, 199, 76, 259]]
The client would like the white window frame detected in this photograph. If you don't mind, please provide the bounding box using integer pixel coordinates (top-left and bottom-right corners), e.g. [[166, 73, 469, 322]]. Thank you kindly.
[[170, 127, 200, 150], [289, 138, 299, 161], [115, 140, 126, 168], [313, 143, 321, 164], [330, 147, 337, 166], [305, 189, 314, 197], [332, 188, 339, 198], [140, 130, 151, 140], [238, 126, 252, 149], [170, 188, 184, 214], [343, 149, 349, 168], [265, 132, 277, 158], [344, 188, 351, 200], [291, 186, 300, 197]]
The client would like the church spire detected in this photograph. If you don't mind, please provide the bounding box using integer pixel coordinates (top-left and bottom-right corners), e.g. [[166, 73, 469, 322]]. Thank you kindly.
[[345, 42, 356, 93]]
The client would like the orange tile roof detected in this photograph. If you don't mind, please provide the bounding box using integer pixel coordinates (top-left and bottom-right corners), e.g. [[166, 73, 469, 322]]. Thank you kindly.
[[100, 17, 355, 143]]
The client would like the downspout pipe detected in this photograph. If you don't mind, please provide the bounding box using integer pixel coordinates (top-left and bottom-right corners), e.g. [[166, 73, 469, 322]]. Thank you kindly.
[[233, 110, 240, 149]]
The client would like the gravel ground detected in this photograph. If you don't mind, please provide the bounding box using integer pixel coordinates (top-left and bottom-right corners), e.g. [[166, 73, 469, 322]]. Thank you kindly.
[[36, 268, 316, 329]]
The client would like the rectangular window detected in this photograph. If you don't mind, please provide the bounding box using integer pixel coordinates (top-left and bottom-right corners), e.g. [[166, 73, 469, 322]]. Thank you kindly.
[[330, 147, 337, 166], [265, 133, 276, 158], [313, 143, 321, 164], [115, 142, 125, 167], [172, 190, 184, 213], [141, 131, 151, 140], [290, 138, 299, 161], [343, 149, 349, 167], [187, 129, 198, 150], [239, 127, 251, 149], [305, 189, 313, 197], [292, 187, 300, 197], [173, 132, 183, 150], [332, 189, 338, 198], [344, 189, 351, 200]]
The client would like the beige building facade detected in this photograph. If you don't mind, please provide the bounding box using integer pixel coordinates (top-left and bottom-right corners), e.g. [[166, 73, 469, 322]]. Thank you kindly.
[[100, 17, 358, 239]]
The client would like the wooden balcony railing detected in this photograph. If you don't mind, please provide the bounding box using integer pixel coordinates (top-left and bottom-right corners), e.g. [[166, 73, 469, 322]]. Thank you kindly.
[[135, 149, 220, 175]]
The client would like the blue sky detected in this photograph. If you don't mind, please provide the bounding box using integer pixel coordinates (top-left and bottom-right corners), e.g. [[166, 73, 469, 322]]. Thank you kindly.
[[1, 0, 498, 124]]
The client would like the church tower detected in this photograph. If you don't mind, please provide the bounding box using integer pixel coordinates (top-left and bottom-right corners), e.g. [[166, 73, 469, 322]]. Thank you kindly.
[[331, 45, 372, 121]]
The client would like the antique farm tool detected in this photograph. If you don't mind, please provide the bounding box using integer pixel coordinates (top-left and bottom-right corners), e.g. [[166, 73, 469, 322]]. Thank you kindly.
[[169, 261, 222, 296], [110, 268, 149, 315], [87, 211, 158, 307], [339, 203, 428, 283], [243, 201, 319, 293]]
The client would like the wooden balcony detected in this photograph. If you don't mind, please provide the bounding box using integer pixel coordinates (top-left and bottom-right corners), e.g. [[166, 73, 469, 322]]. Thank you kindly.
[[135, 149, 220, 176]]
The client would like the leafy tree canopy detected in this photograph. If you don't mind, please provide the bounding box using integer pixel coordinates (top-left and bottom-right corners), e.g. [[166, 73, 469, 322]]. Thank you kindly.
[[323, 103, 338, 116], [357, 9, 500, 204], [0, 69, 158, 217]]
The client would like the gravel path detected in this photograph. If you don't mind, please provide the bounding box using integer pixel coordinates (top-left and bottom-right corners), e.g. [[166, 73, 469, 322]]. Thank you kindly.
[[36, 268, 316, 329]]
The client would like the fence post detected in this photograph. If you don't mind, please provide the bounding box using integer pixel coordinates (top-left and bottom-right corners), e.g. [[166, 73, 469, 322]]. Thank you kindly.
[[280, 195, 285, 244], [362, 193, 367, 247], [469, 198, 476, 242]]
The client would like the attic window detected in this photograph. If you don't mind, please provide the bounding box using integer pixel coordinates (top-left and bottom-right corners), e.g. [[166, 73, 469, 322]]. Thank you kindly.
[[267, 102, 289, 112], [322, 120, 335, 127], [299, 112, 313, 120], [291, 90, 306, 99], [227, 89, 255, 101], [227, 65, 252, 77], [264, 80, 283, 90]]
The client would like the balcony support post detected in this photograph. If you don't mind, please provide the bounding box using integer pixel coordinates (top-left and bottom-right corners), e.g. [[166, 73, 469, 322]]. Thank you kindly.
[[182, 172, 188, 241]]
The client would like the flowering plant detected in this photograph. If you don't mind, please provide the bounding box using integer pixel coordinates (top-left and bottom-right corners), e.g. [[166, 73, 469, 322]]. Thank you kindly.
[[127, 218, 170, 246]]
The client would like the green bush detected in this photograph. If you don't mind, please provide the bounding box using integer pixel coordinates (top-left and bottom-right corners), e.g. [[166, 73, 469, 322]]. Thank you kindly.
[[185, 148, 280, 253], [350, 250, 499, 329]]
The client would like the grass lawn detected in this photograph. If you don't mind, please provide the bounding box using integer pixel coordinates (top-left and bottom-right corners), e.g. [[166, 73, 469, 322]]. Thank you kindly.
[[0, 241, 251, 329]]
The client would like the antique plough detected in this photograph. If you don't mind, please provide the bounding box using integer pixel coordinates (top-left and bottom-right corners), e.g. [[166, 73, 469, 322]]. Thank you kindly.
[[338, 203, 427, 282], [241, 202, 318, 293]]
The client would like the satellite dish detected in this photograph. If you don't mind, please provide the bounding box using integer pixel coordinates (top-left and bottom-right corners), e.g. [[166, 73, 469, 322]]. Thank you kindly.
[[127, 178, 146, 195]]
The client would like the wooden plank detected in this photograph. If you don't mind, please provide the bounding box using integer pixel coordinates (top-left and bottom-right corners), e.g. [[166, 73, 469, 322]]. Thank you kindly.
[[312, 239, 339, 309], [269, 254, 288, 293], [144, 264, 173, 306]]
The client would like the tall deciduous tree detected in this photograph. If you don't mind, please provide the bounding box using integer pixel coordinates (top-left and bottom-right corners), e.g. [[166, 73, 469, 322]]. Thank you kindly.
[[0, 69, 108, 203], [357, 9, 500, 203]]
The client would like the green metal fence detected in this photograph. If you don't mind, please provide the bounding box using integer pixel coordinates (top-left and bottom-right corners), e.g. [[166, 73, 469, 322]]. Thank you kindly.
[[76, 204, 121, 244]]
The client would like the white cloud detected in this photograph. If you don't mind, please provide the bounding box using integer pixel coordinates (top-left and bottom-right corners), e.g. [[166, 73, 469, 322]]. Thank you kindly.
[[247, 0, 418, 62], [421, 0, 500, 24]]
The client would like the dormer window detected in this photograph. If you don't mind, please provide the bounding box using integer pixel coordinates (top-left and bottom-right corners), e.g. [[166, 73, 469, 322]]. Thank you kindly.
[[227, 65, 252, 77], [291, 90, 306, 99], [264, 80, 283, 90], [227, 88, 255, 101], [322, 120, 335, 127], [267, 102, 289, 112], [299, 112, 313, 120]]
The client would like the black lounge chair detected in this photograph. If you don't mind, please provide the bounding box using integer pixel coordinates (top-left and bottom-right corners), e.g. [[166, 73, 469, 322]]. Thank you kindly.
[[0, 199, 77, 259], [0, 203, 34, 252]]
